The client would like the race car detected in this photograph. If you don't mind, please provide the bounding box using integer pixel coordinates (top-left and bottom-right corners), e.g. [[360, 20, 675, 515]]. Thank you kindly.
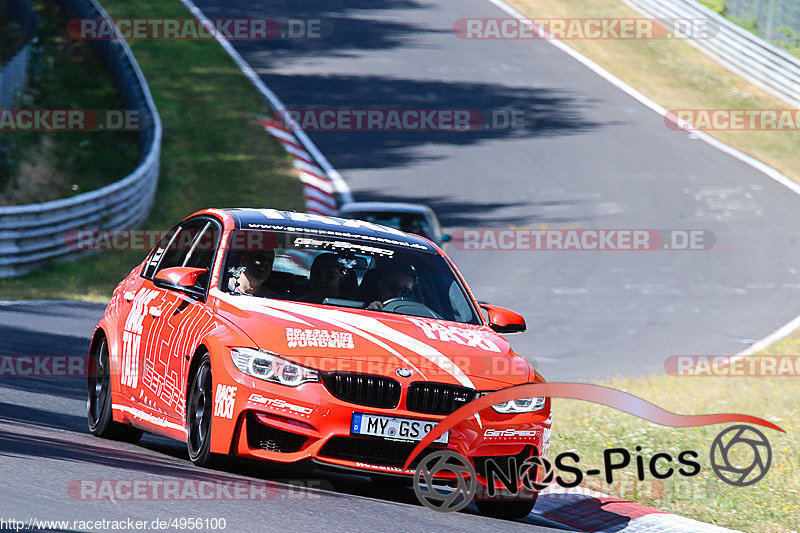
[[88, 208, 551, 518], [337, 202, 451, 246]]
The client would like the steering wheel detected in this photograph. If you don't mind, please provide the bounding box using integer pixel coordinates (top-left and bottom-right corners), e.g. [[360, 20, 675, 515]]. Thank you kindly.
[[379, 298, 443, 319]]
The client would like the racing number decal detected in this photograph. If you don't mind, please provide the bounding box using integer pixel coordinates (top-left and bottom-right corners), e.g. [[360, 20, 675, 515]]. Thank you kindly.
[[121, 288, 159, 388]]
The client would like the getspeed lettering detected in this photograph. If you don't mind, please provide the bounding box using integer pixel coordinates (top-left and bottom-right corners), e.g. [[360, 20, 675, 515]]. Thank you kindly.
[[483, 428, 537, 438], [248, 394, 314, 416]]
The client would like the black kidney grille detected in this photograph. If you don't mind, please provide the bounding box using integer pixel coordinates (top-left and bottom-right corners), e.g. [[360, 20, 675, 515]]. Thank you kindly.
[[406, 382, 477, 415], [322, 373, 401, 408]]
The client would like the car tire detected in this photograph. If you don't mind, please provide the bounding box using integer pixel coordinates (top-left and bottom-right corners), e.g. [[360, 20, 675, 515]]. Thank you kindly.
[[474, 498, 537, 520], [186, 353, 218, 466], [87, 337, 143, 443]]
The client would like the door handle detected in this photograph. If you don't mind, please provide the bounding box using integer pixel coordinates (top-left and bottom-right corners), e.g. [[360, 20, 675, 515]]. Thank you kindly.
[[124, 291, 135, 302], [149, 307, 162, 318]]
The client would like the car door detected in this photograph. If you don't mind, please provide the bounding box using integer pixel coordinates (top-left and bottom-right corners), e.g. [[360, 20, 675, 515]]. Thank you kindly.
[[119, 218, 219, 421], [140, 218, 221, 420], [116, 227, 178, 406]]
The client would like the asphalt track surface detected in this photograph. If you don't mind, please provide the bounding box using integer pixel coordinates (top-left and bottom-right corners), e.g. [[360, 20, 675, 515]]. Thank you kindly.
[[0, 302, 566, 532], [2, 0, 800, 531], [192, 0, 800, 380]]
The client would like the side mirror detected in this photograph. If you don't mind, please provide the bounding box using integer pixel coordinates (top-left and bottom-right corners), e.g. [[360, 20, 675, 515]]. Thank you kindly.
[[154, 267, 208, 299], [479, 303, 526, 334], [440, 233, 451, 243]]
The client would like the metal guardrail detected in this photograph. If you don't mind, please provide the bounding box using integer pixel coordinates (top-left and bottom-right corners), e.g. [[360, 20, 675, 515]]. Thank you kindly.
[[0, 0, 162, 278], [0, 43, 31, 109], [0, 0, 37, 128], [626, 0, 800, 109]]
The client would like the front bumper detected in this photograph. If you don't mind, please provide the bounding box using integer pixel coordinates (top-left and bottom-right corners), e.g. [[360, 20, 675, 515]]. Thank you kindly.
[[213, 365, 551, 490]]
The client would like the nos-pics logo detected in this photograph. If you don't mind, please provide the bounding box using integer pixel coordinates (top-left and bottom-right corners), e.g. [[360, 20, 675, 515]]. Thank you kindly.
[[412, 424, 773, 512], [403, 383, 782, 513]]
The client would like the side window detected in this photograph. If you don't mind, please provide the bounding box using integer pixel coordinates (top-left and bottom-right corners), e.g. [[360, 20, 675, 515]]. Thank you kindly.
[[142, 229, 177, 279], [449, 281, 472, 323], [142, 219, 219, 284], [153, 220, 207, 274], [181, 223, 220, 289]]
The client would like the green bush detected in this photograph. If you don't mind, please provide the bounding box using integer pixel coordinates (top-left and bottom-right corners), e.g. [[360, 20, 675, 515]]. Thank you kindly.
[[0, 7, 24, 63], [777, 26, 800, 57], [0, 140, 17, 190], [697, 0, 725, 15], [0, 0, 139, 206]]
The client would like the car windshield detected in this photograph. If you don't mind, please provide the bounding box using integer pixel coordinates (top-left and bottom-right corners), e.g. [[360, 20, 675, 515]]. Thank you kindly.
[[345, 211, 433, 240], [221, 230, 479, 324]]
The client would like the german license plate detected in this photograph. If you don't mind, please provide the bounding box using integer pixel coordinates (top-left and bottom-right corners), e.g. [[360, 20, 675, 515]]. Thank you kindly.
[[351, 413, 448, 444]]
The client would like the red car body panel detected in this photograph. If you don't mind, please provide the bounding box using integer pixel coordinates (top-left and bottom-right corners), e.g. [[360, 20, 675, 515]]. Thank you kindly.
[[93, 208, 552, 487]]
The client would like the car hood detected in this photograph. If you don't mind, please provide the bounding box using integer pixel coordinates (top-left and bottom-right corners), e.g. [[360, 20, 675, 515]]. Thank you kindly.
[[211, 290, 534, 389]]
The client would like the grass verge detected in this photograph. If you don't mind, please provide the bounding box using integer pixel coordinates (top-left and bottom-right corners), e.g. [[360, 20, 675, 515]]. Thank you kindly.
[[0, 0, 303, 302], [549, 345, 799, 531], [507, 0, 800, 184]]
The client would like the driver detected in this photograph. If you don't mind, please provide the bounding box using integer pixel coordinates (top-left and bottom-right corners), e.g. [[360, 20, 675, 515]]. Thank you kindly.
[[367, 265, 416, 310], [228, 250, 281, 298]]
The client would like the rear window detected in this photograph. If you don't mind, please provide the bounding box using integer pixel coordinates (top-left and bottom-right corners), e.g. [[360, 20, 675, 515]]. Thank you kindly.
[[345, 211, 433, 239]]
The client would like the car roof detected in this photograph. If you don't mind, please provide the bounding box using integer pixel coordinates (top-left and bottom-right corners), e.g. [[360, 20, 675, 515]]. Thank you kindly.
[[337, 202, 433, 215], [221, 208, 437, 251]]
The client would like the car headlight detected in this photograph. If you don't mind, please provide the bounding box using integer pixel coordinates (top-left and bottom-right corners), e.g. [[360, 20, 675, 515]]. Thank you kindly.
[[479, 392, 546, 413], [230, 347, 319, 386], [491, 397, 546, 413]]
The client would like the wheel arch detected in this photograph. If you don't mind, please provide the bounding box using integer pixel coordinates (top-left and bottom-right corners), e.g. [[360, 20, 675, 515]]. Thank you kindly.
[[185, 344, 211, 410], [88, 327, 112, 396], [89, 327, 107, 355], [182, 312, 255, 455]]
